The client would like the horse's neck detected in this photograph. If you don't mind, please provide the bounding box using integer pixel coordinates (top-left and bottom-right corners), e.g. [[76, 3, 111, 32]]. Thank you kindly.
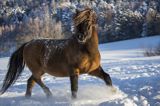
[[86, 26, 99, 53]]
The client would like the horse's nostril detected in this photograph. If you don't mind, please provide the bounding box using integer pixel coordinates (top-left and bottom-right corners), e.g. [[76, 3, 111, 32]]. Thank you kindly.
[[78, 33, 84, 40], [80, 35, 82, 39]]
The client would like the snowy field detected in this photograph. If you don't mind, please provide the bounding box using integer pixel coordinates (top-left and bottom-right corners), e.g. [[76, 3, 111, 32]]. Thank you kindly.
[[0, 36, 160, 106]]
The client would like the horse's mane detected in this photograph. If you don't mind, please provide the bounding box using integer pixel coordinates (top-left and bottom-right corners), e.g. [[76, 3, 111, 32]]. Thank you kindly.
[[73, 8, 96, 26]]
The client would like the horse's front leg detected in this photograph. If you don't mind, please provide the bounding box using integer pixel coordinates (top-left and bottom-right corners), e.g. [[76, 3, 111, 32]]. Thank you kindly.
[[69, 69, 79, 99], [89, 66, 112, 86]]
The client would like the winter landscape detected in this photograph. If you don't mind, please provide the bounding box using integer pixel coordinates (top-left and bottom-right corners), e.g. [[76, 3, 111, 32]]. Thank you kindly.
[[0, 35, 160, 106], [0, 0, 160, 106]]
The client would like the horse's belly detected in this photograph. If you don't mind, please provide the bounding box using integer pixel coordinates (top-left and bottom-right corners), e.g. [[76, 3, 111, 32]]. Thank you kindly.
[[45, 66, 69, 77]]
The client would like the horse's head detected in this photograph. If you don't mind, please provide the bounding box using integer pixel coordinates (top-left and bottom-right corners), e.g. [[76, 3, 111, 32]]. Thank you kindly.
[[73, 8, 97, 44]]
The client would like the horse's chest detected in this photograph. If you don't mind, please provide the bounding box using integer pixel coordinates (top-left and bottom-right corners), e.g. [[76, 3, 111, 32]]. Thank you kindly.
[[79, 54, 100, 73]]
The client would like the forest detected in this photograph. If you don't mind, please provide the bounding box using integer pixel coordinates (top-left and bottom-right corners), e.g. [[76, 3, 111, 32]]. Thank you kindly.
[[0, 0, 160, 57]]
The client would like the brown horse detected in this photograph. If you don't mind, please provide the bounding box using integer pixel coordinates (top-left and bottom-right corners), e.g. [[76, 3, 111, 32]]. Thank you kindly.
[[0, 8, 112, 98]]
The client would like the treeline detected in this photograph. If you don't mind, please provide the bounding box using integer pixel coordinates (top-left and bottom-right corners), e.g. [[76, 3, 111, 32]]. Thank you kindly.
[[0, 0, 160, 57]]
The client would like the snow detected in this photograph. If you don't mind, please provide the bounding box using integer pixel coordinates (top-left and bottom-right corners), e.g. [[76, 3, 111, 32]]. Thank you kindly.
[[0, 36, 160, 106]]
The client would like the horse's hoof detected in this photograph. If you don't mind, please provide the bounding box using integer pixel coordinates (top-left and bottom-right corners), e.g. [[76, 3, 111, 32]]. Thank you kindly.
[[25, 94, 31, 99], [72, 96, 77, 99], [110, 86, 117, 93], [47, 95, 52, 98], [46, 93, 53, 98], [71, 92, 77, 99]]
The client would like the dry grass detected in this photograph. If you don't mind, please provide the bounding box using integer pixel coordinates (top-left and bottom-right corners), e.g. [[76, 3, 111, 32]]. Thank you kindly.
[[144, 43, 160, 56]]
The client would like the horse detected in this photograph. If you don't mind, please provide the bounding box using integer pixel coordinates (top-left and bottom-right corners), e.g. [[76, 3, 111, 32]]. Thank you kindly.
[[0, 8, 112, 98]]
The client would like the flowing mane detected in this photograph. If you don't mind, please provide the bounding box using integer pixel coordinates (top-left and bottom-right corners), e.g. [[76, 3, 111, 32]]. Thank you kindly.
[[73, 9, 95, 26]]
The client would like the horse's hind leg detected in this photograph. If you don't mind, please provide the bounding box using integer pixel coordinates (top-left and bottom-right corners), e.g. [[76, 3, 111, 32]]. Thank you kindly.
[[33, 76, 52, 97], [25, 75, 35, 97], [89, 66, 112, 86]]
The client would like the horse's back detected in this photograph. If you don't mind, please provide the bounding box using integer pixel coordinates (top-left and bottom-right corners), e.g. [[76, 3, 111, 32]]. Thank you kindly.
[[23, 39, 70, 77]]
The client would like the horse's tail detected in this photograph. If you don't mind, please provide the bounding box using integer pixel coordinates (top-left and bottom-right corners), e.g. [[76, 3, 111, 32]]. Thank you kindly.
[[0, 43, 27, 95]]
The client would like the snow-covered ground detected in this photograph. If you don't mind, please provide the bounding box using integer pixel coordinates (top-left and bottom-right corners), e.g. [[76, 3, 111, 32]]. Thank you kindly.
[[0, 36, 160, 106]]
